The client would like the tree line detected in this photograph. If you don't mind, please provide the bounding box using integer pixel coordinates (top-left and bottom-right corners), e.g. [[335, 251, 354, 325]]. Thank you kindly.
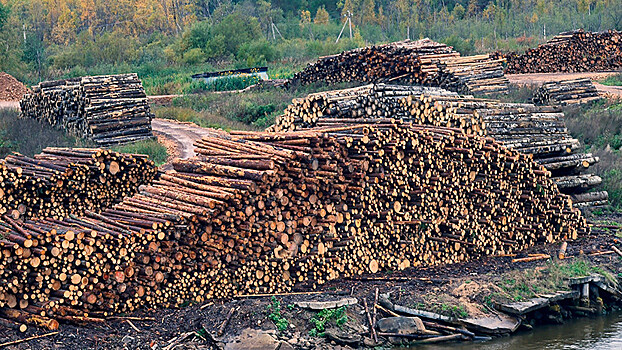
[[0, 0, 621, 85]]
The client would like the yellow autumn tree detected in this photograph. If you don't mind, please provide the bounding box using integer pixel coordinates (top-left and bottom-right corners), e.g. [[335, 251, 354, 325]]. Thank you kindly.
[[314, 6, 330, 25]]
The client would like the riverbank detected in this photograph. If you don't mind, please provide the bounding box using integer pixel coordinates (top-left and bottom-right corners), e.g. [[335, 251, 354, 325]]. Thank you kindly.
[[1, 216, 621, 349]]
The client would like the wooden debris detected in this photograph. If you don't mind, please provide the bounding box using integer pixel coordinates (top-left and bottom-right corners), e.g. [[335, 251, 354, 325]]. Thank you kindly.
[[512, 254, 551, 263], [0, 331, 59, 348]]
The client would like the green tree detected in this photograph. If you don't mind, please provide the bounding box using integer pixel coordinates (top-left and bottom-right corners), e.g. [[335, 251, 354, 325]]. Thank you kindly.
[[212, 12, 262, 56], [452, 3, 466, 20]]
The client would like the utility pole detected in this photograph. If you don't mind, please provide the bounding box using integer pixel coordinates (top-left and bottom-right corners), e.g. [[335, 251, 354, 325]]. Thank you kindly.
[[271, 22, 284, 40], [336, 11, 353, 43]]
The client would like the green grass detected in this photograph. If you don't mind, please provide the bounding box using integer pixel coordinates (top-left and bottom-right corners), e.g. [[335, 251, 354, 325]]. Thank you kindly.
[[110, 139, 168, 166], [600, 73, 622, 87], [156, 81, 360, 131], [485, 259, 615, 305], [564, 100, 622, 210]]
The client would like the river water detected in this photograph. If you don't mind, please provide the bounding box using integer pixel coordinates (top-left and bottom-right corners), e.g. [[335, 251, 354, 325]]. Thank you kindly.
[[406, 312, 622, 350]]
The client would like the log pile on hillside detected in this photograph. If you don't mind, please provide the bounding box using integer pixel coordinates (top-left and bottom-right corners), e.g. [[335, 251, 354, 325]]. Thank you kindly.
[[270, 84, 605, 207], [291, 40, 509, 94], [0, 148, 156, 220], [493, 29, 622, 74], [20, 74, 154, 146], [532, 78, 601, 106], [0, 125, 587, 322]]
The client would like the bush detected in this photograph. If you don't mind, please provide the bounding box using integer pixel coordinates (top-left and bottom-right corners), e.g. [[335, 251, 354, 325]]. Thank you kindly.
[[237, 40, 279, 67], [182, 48, 206, 65]]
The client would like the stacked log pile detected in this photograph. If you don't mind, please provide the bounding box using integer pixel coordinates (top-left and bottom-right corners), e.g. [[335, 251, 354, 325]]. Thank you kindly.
[[270, 84, 482, 134], [532, 78, 601, 106], [291, 40, 508, 94], [0, 148, 156, 220], [20, 74, 154, 146], [0, 126, 588, 323], [270, 85, 605, 207], [493, 29, 622, 74], [432, 55, 509, 94]]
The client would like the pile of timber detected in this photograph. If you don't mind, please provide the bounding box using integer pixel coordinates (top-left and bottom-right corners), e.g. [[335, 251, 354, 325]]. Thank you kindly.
[[493, 29, 622, 74], [20, 74, 154, 146], [0, 124, 588, 324], [532, 78, 601, 106], [291, 40, 508, 94], [0, 148, 156, 220], [270, 84, 606, 207], [431, 55, 509, 94], [270, 84, 483, 135]]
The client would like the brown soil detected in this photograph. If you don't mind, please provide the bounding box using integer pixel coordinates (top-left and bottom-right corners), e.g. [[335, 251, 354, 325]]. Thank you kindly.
[[0, 73, 30, 102], [2, 224, 620, 350], [150, 118, 226, 160]]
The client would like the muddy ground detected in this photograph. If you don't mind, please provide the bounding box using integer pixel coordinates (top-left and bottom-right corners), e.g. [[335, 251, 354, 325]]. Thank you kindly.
[[2, 214, 621, 350]]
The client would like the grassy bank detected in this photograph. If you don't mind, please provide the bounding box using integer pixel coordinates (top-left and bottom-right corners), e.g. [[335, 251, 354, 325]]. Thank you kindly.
[[153, 82, 358, 131], [600, 73, 622, 87], [564, 100, 622, 210], [111, 139, 169, 167], [0, 109, 89, 157]]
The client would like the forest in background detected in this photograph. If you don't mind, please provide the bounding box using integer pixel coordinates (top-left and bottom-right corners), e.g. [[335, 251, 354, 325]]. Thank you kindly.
[[0, 0, 621, 94]]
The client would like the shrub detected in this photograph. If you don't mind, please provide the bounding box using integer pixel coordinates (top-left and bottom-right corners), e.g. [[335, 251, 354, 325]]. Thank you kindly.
[[237, 40, 279, 67], [182, 48, 206, 65]]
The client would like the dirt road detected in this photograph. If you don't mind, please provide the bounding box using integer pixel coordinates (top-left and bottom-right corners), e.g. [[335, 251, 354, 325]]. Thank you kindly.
[[0, 100, 19, 109], [507, 71, 622, 97], [151, 118, 223, 160]]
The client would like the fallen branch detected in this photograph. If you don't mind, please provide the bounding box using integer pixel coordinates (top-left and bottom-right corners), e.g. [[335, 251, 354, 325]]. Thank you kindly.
[[587, 250, 615, 257], [127, 320, 141, 332], [611, 245, 622, 258], [375, 304, 400, 317], [512, 254, 551, 263], [362, 299, 377, 343], [372, 288, 379, 343], [217, 307, 236, 337], [412, 333, 463, 344], [0, 331, 59, 348], [422, 321, 475, 338], [107, 316, 156, 321]]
